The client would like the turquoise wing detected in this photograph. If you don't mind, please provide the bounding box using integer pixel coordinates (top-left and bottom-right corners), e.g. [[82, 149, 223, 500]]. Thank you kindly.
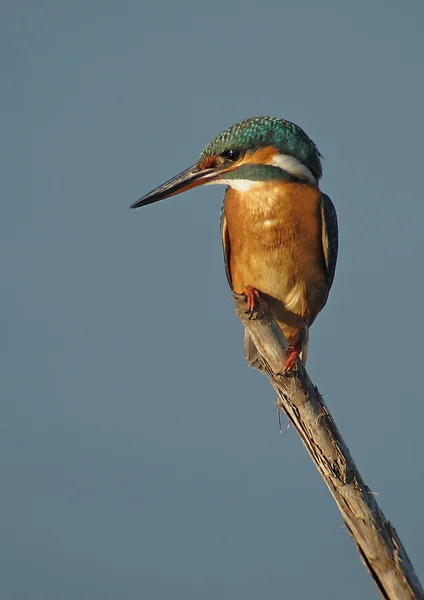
[[220, 203, 232, 288], [320, 193, 338, 289]]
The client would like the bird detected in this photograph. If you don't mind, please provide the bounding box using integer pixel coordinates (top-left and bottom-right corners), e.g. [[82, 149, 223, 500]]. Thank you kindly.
[[131, 116, 338, 373]]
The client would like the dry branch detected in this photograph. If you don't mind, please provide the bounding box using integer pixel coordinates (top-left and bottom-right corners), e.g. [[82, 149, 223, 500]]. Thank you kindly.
[[233, 293, 423, 600]]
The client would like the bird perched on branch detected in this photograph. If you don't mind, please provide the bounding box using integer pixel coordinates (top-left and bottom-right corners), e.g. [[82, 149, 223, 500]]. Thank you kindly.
[[131, 117, 338, 372]]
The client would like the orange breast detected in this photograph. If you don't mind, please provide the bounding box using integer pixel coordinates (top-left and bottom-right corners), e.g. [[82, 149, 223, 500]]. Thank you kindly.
[[223, 181, 328, 341]]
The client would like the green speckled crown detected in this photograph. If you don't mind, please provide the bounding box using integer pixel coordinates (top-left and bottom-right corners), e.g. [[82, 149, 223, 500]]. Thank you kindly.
[[200, 116, 323, 180]]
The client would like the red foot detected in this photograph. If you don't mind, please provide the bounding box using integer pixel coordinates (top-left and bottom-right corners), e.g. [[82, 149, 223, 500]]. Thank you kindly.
[[281, 326, 308, 373], [281, 345, 301, 373], [241, 285, 259, 314]]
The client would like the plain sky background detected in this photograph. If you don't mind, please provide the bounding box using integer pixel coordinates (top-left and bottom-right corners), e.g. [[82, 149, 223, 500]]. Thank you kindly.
[[1, 1, 423, 598]]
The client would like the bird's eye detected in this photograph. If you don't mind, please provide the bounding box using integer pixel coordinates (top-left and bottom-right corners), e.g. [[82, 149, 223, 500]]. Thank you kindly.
[[220, 148, 242, 162]]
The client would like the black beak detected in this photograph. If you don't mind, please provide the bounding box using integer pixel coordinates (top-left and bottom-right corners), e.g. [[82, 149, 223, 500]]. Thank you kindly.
[[130, 163, 221, 209]]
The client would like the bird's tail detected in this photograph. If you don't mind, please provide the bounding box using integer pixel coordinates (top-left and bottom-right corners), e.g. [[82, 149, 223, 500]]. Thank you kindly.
[[243, 328, 264, 371]]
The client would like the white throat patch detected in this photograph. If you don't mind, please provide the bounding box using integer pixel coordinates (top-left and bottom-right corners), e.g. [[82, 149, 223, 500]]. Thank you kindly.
[[205, 178, 253, 191]]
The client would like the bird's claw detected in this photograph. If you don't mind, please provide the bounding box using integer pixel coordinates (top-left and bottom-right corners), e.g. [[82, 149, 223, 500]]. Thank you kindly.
[[241, 285, 260, 316]]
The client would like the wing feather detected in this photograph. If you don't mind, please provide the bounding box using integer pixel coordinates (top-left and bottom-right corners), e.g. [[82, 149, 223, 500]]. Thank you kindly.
[[220, 205, 232, 288], [320, 193, 338, 289]]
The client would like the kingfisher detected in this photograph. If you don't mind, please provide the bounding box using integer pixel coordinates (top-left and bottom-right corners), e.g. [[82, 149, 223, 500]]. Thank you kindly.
[[131, 117, 338, 372]]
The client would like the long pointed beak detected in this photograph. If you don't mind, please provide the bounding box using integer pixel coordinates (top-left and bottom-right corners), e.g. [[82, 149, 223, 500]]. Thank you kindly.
[[130, 163, 221, 209]]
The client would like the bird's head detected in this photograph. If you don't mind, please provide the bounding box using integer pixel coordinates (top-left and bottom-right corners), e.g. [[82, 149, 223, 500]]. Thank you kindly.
[[131, 116, 322, 209]]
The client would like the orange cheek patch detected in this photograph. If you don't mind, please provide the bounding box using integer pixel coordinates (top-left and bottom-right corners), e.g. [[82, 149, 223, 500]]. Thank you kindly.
[[198, 155, 218, 169], [245, 146, 279, 165]]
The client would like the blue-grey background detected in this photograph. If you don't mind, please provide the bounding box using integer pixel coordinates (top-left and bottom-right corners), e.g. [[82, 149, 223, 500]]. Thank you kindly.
[[1, 1, 423, 598]]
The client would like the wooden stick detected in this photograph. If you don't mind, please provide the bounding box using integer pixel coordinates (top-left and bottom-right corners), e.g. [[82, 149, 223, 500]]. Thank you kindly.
[[233, 293, 423, 600]]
